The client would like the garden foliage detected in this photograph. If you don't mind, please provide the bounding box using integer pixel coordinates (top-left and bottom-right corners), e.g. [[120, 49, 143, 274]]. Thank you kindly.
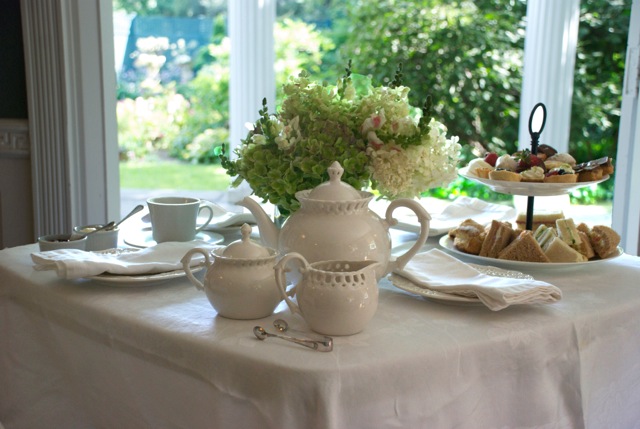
[[115, 0, 630, 202]]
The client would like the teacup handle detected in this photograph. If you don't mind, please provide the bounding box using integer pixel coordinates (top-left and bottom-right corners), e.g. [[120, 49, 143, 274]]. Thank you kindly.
[[274, 252, 309, 316], [181, 247, 212, 291], [385, 199, 431, 274], [195, 204, 215, 233]]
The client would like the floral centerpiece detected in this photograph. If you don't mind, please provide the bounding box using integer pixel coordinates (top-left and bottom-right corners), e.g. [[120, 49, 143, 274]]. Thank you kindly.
[[221, 64, 461, 215]]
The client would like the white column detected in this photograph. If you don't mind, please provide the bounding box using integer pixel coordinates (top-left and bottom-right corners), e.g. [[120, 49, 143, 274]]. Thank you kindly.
[[518, 0, 581, 152], [613, 0, 640, 255], [227, 0, 276, 201]]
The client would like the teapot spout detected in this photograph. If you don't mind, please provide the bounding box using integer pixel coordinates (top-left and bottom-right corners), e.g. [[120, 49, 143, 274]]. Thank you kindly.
[[237, 197, 280, 249]]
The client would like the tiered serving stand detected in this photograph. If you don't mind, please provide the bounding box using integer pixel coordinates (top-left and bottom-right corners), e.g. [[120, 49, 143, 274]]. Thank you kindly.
[[460, 103, 610, 231]]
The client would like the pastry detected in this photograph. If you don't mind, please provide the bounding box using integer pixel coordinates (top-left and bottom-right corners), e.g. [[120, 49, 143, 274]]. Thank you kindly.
[[489, 169, 522, 182], [543, 237, 588, 262], [475, 167, 493, 179], [544, 161, 573, 171], [467, 158, 494, 177], [574, 156, 611, 173], [543, 163, 577, 183], [498, 230, 550, 262], [544, 171, 578, 183], [546, 153, 577, 167], [495, 154, 518, 171], [479, 220, 514, 258], [589, 225, 621, 258], [536, 144, 558, 160], [577, 166, 603, 182], [520, 166, 545, 182], [601, 158, 614, 175]]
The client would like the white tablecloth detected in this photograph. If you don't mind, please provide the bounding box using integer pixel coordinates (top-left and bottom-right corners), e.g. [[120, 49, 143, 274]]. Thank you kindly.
[[2, 241, 640, 429]]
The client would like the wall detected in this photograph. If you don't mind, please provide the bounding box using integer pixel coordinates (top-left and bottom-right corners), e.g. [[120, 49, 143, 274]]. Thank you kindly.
[[0, 0, 34, 248]]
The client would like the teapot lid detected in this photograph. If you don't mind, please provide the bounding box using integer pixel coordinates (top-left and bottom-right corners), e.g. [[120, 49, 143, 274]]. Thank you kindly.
[[222, 224, 271, 258], [307, 161, 363, 201]]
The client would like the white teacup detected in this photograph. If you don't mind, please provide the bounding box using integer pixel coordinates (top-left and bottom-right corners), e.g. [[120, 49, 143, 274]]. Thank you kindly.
[[147, 197, 214, 243]]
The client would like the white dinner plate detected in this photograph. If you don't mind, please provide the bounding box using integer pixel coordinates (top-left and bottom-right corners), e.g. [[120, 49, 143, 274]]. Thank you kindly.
[[89, 266, 204, 287], [439, 235, 624, 269], [389, 264, 533, 306], [459, 166, 609, 197], [87, 248, 205, 287], [124, 228, 224, 249], [390, 196, 516, 236]]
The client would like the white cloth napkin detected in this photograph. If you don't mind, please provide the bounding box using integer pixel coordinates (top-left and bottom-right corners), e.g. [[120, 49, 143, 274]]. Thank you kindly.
[[394, 196, 516, 235], [32, 241, 220, 280], [393, 249, 562, 310]]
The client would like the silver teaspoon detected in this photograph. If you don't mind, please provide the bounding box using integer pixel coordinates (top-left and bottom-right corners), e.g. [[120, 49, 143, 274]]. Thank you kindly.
[[253, 326, 333, 352], [107, 204, 144, 230], [69, 221, 116, 241]]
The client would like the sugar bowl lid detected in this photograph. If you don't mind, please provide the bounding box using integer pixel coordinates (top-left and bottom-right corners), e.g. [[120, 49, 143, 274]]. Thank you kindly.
[[222, 223, 271, 258], [307, 161, 363, 201]]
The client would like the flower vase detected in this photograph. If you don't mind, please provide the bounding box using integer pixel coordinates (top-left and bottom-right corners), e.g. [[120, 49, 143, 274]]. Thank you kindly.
[[273, 205, 288, 228]]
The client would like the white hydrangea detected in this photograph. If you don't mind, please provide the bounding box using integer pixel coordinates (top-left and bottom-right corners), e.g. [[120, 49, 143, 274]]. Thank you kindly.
[[367, 119, 461, 198]]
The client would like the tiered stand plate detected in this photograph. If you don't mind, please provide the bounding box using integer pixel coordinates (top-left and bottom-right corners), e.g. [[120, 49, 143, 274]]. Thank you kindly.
[[458, 167, 609, 197]]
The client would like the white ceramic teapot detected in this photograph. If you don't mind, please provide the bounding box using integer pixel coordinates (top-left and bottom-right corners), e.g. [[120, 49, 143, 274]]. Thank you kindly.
[[238, 161, 431, 280], [181, 224, 281, 320], [274, 252, 380, 336]]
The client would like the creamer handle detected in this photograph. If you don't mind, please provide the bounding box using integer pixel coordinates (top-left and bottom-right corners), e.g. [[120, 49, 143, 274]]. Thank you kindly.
[[274, 252, 308, 316]]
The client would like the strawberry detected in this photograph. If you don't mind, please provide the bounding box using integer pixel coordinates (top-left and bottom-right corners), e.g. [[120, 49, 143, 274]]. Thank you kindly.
[[484, 152, 498, 167], [516, 149, 545, 173]]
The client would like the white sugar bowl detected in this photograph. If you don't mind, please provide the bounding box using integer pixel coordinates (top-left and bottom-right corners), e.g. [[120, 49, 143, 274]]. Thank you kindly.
[[181, 224, 281, 320]]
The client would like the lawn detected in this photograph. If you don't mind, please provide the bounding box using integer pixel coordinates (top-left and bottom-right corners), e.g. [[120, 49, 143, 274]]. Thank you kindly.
[[119, 161, 231, 190]]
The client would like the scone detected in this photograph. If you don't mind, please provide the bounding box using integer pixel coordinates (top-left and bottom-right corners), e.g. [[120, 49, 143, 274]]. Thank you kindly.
[[589, 225, 621, 258], [449, 219, 486, 255]]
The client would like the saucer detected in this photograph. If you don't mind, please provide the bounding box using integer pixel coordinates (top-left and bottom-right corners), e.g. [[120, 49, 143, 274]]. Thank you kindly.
[[124, 228, 224, 249]]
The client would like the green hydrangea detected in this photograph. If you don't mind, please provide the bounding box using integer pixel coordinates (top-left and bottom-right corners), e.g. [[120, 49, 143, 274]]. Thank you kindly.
[[221, 68, 461, 215]]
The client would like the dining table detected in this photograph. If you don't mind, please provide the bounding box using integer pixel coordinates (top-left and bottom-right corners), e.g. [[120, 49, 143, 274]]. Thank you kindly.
[[1, 203, 640, 429]]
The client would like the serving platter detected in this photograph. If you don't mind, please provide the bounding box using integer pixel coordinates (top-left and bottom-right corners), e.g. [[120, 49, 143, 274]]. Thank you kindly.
[[459, 167, 609, 197], [439, 235, 624, 269]]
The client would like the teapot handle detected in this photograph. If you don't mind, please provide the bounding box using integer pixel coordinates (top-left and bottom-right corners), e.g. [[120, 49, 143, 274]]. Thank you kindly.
[[181, 248, 212, 291], [274, 252, 308, 316], [385, 199, 431, 274]]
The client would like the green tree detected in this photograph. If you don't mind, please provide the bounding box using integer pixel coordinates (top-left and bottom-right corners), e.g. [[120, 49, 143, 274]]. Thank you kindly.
[[570, 0, 631, 200], [336, 0, 527, 160]]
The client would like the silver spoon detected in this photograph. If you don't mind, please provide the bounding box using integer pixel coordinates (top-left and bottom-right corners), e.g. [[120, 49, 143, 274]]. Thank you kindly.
[[253, 326, 333, 352], [70, 221, 116, 241], [107, 204, 144, 230]]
